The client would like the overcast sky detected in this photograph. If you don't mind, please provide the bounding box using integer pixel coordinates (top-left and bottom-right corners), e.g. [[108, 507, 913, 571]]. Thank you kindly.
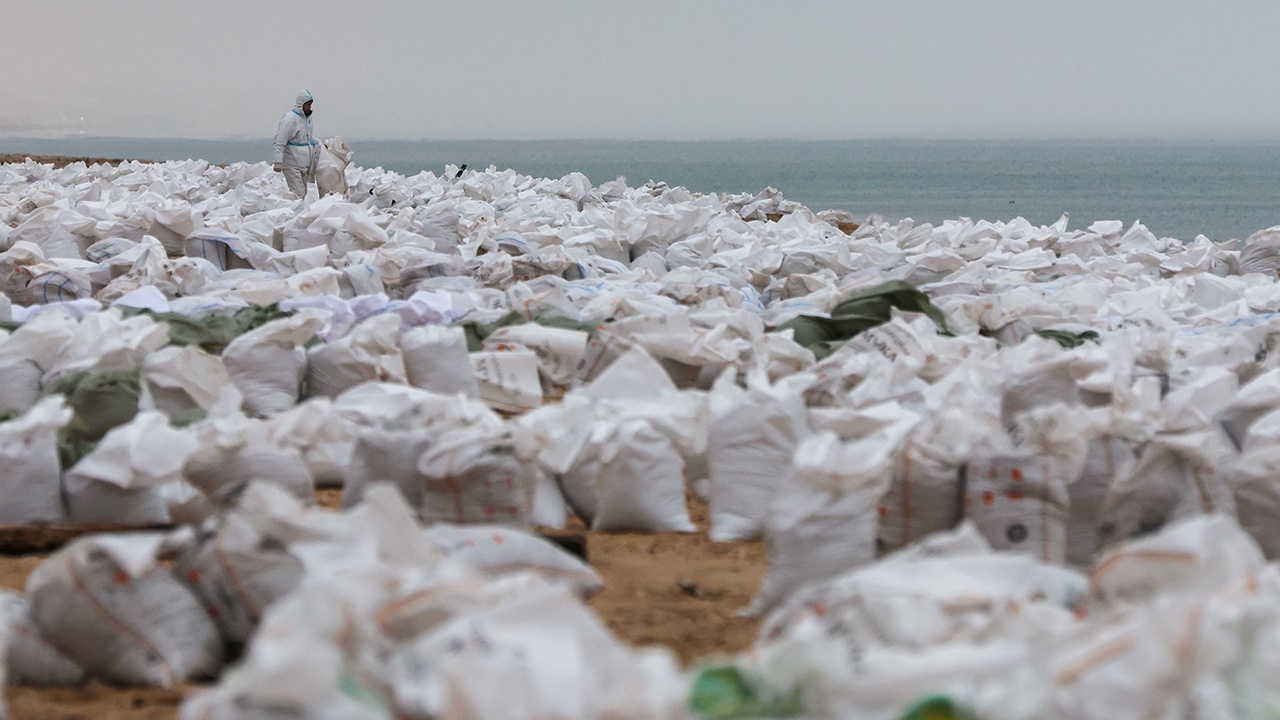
[[8, 0, 1280, 141]]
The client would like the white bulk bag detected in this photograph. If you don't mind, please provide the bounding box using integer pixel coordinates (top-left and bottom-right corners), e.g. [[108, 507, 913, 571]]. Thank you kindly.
[[877, 437, 966, 553], [380, 578, 685, 720], [304, 314, 406, 398], [84, 237, 140, 264], [0, 591, 86, 686], [338, 263, 385, 298], [417, 428, 537, 527], [1096, 434, 1236, 552], [316, 137, 353, 198], [748, 421, 916, 617], [873, 368, 1000, 554], [339, 206, 388, 247], [1240, 226, 1280, 276], [469, 350, 543, 412], [1088, 514, 1266, 605], [423, 524, 603, 598], [579, 342, 681, 402], [336, 383, 506, 507], [748, 484, 880, 618], [184, 441, 315, 507], [415, 200, 463, 251], [176, 521, 307, 646], [512, 395, 598, 480], [575, 322, 644, 385], [707, 381, 810, 542], [752, 329, 817, 382], [177, 482, 380, 647], [263, 399, 354, 488], [8, 207, 92, 259], [4, 297, 82, 376], [759, 546, 1086, 658], [484, 324, 590, 387], [577, 313, 739, 386], [528, 470, 568, 529], [283, 267, 345, 300], [183, 415, 316, 506], [999, 350, 1086, 425], [153, 205, 204, 256], [178, 582, 392, 720], [0, 396, 71, 522], [1067, 434, 1136, 567], [560, 418, 695, 533], [42, 307, 169, 381], [141, 344, 242, 419], [963, 453, 1072, 564], [183, 231, 253, 272], [27, 268, 93, 305], [1046, 591, 1255, 720], [0, 331, 44, 413], [63, 411, 201, 524], [400, 324, 480, 398], [342, 424, 434, 509], [1227, 444, 1280, 558], [26, 532, 223, 687], [222, 312, 324, 417], [1219, 377, 1280, 452]]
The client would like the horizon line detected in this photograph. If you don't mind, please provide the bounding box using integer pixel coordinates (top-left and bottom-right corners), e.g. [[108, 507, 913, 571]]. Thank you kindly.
[[7, 133, 1280, 145]]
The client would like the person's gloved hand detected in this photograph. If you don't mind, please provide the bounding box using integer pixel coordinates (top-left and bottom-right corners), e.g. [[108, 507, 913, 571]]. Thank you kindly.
[[272, 163, 283, 172]]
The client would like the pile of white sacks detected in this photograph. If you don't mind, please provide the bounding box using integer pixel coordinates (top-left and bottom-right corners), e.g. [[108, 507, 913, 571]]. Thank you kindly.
[[3, 153, 1280, 718]]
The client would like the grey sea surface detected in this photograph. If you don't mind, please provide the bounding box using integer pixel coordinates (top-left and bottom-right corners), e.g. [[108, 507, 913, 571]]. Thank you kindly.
[[4, 137, 1279, 243]]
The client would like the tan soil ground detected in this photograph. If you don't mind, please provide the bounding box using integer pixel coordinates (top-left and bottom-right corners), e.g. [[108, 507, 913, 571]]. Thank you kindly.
[[0, 493, 766, 719]]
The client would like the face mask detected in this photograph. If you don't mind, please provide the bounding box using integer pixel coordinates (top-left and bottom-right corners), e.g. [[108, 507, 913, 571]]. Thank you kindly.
[[304, 109, 313, 117]]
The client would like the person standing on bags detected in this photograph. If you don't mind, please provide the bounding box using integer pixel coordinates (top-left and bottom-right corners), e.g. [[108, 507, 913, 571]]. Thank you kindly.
[[272, 89, 318, 198]]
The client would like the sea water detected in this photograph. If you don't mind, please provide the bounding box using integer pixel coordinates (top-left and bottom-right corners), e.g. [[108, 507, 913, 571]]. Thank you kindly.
[[5, 137, 1279, 242]]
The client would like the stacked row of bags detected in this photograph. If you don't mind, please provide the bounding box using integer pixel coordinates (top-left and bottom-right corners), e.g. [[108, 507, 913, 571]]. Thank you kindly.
[[0, 156, 843, 317], [0, 288, 813, 529], [2, 261, 1278, 564], [7, 155, 1280, 342]]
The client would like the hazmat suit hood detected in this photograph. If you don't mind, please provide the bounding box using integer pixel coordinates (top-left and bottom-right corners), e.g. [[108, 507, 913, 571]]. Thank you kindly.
[[294, 89, 314, 114], [275, 90, 317, 173]]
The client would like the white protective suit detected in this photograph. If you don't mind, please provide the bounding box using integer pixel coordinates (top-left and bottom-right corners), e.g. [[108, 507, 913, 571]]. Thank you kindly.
[[273, 89, 318, 198]]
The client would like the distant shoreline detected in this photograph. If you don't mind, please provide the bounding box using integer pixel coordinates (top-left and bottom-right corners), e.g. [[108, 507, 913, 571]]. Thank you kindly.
[[0, 153, 147, 168]]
